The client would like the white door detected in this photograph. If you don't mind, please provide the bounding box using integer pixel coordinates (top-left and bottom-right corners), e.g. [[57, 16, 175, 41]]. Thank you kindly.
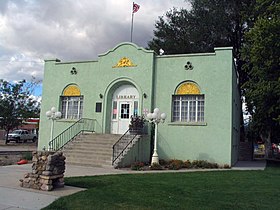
[[111, 85, 139, 134], [118, 101, 132, 134]]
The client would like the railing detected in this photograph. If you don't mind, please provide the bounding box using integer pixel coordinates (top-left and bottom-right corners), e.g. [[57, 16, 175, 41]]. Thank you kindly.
[[112, 128, 143, 166], [49, 118, 95, 151]]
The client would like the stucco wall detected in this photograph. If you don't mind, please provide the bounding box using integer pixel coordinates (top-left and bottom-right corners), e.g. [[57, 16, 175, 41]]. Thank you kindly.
[[38, 43, 239, 166], [153, 47, 235, 165]]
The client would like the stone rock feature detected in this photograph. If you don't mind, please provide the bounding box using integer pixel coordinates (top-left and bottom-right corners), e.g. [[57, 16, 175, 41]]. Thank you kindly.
[[20, 151, 66, 191]]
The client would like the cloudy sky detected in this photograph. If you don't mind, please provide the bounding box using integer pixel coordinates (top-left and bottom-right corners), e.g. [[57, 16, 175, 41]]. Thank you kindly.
[[0, 0, 190, 96]]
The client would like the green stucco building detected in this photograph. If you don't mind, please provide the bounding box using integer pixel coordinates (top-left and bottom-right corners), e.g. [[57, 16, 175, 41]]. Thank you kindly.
[[39, 42, 240, 166]]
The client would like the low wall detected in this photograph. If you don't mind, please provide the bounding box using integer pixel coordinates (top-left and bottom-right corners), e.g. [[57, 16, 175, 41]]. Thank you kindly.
[[20, 151, 66, 191]]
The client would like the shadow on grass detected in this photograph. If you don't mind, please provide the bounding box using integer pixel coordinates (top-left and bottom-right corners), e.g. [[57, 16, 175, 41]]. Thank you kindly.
[[266, 159, 280, 167]]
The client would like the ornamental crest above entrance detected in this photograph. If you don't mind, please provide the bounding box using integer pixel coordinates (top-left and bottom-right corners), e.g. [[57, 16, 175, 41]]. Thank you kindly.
[[112, 57, 137, 68]]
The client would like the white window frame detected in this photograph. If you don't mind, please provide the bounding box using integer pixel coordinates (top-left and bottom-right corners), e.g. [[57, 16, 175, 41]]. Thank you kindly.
[[60, 96, 83, 119], [172, 95, 204, 122]]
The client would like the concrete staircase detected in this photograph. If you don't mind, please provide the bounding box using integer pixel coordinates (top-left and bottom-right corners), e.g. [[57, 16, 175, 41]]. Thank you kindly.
[[112, 134, 140, 168], [62, 133, 121, 168]]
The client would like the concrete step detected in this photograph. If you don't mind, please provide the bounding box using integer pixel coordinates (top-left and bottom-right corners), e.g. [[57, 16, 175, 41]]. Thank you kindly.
[[73, 139, 118, 144], [64, 149, 112, 156], [65, 155, 112, 163], [66, 157, 112, 166], [75, 134, 121, 141], [65, 146, 112, 152], [62, 133, 121, 167], [66, 161, 114, 168], [70, 141, 116, 147]]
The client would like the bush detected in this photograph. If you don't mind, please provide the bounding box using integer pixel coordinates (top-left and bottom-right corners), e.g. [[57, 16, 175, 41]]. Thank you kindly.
[[223, 164, 231, 169], [129, 115, 145, 133], [167, 159, 184, 170], [130, 159, 221, 171], [131, 162, 145, 171], [150, 163, 163, 170], [159, 159, 168, 166], [22, 152, 32, 160], [191, 160, 200, 168], [191, 160, 219, 169], [210, 163, 219, 169], [183, 160, 192, 168]]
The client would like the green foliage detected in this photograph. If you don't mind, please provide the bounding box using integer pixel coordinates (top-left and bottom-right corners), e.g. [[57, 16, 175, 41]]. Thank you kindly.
[[183, 160, 192, 168], [129, 115, 145, 132], [159, 159, 168, 166], [22, 152, 33, 161], [0, 79, 40, 141], [44, 166, 280, 210], [148, 8, 194, 54], [148, 0, 256, 140], [191, 160, 219, 169], [242, 0, 280, 141], [131, 161, 145, 171], [150, 163, 163, 170], [223, 164, 231, 169], [157, 159, 220, 170], [148, 0, 251, 58], [148, 0, 279, 143], [167, 159, 184, 170]]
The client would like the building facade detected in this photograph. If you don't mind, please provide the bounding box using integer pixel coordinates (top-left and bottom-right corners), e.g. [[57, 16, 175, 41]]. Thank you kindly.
[[39, 42, 240, 166]]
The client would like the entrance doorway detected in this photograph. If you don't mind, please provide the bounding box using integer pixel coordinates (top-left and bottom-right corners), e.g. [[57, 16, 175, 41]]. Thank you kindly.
[[111, 85, 139, 134]]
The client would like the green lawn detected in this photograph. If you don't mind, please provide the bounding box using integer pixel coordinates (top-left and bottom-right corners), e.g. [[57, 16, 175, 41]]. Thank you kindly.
[[43, 161, 280, 210]]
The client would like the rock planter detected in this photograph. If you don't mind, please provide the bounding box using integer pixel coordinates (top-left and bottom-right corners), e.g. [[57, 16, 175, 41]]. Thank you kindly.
[[20, 151, 66, 191]]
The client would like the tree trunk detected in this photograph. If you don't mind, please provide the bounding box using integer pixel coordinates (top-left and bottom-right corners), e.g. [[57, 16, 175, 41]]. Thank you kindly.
[[5, 129, 10, 145]]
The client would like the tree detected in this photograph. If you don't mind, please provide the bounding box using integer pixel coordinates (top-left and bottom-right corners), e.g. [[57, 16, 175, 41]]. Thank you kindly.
[[148, 8, 194, 55], [0, 79, 40, 143], [148, 0, 255, 141], [242, 0, 280, 157], [148, 0, 253, 58]]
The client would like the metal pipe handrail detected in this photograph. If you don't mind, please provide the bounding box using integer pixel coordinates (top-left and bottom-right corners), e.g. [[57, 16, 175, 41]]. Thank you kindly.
[[48, 118, 95, 151], [112, 128, 143, 165]]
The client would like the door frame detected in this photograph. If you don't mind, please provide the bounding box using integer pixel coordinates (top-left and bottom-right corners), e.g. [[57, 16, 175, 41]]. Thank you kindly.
[[110, 84, 140, 134]]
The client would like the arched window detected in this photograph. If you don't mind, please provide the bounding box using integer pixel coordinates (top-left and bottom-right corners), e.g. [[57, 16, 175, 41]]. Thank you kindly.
[[60, 85, 83, 119], [172, 82, 204, 122]]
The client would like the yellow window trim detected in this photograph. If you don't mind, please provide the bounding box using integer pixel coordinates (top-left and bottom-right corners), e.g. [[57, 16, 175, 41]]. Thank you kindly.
[[175, 82, 200, 95], [63, 85, 81, 96]]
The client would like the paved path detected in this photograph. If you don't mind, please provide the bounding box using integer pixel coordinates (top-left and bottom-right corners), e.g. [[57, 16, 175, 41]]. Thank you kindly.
[[0, 160, 266, 210], [232, 160, 267, 170], [0, 164, 85, 210]]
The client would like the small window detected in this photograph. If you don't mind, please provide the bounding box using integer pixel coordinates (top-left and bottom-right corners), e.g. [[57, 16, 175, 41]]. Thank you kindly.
[[120, 103, 130, 119], [112, 101, 117, 119], [133, 101, 138, 116], [96, 102, 102, 113]]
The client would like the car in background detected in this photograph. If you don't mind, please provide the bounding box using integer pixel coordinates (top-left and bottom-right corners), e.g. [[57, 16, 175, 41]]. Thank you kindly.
[[7, 130, 37, 143]]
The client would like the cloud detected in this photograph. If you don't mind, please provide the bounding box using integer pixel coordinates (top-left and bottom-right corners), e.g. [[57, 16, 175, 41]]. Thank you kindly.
[[0, 0, 189, 90]]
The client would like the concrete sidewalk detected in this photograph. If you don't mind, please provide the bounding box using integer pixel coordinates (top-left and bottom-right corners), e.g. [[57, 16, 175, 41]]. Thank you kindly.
[[0, 160, 266, 210], [232, 160, 266, 170], [0, 164, 86, 210]]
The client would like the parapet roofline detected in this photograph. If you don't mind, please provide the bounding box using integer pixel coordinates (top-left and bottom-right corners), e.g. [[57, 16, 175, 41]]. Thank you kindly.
[[156, 46, 233, 58], [44, 45, 233, 63], [98, 42, 154, 57], [44, 58, 98, 65]]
